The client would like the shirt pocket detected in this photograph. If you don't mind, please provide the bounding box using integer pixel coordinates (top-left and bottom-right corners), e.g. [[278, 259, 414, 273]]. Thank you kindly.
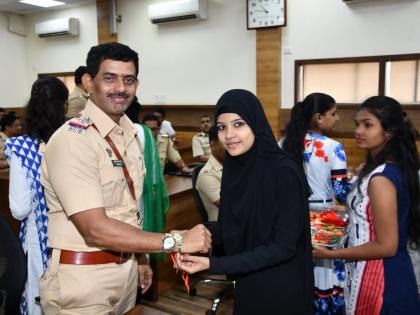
[[99, 167, 125, 208]]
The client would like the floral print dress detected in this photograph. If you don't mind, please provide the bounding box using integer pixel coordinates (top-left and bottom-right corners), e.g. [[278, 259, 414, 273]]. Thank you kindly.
[[303, 132, 350, 315]]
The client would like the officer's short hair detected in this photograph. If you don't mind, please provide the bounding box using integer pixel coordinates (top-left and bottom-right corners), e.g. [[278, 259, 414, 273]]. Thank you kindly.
[[142, 114, 161, 127], [154, 108, 166, 118], [74, 66, 88, 85], [208, 125, 219, 142], [86, 42, 139, 79], [0, 112, 19, 132]]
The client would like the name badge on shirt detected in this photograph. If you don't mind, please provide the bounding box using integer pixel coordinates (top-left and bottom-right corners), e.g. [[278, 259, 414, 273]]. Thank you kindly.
[[112, 160, 125, 167]]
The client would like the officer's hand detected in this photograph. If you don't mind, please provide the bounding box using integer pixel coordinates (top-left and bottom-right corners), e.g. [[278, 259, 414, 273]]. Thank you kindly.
[[181, 224, 212, 254], [138, 264, 153, 294], [181, 166, 193, 174]]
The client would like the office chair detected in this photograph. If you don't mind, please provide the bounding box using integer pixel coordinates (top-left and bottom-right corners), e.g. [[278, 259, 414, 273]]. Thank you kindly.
[[190, 164, 235, 315], [0, 212, 27, 315]]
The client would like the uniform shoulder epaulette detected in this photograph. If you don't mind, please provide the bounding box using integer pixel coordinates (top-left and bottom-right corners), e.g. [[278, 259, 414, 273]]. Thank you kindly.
[[68, 113, 92, 134]]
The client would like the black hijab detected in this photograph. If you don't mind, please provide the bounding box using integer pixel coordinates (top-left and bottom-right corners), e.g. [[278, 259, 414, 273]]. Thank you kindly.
[[214, 89, 293, 254]]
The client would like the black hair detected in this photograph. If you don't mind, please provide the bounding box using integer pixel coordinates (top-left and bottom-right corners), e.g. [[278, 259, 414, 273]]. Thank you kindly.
[[125, 96, 141, 124], [0, 112, 19, 132], [142, 113, 161, 127], [74, 66, 88, 85], [25, 77, 68, 143], [0, 107, 5, 113], [356, 96, 420, 247], [86, 42, 139, 79], [208, 125, 218, 142], [153, 108, 165, 118], [283, 92, 336, 166]]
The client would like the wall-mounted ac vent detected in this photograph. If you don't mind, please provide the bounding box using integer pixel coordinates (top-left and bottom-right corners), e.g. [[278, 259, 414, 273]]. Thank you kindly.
[[148, 0, 207, 24], [35, 17, 79, 38], [343, 0, 385, 4]]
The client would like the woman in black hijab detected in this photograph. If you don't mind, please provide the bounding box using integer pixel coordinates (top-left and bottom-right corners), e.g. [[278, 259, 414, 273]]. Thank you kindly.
[[178, 89, 314, 314]]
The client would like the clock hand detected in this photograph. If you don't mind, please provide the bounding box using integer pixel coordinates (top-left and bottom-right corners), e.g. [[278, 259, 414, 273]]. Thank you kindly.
[[260, 5, 269, 14]]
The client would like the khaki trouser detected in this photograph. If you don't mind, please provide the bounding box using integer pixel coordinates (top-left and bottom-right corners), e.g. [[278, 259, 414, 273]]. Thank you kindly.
[[40, 249, 138, 315]]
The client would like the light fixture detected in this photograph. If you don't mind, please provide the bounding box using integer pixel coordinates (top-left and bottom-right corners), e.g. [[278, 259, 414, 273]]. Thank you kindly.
[[19, 0, 66, 8]]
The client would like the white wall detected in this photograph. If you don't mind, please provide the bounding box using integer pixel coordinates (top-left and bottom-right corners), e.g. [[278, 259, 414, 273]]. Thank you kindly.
[[282, 0, 420, 108], [24, 1, 97, 93], [0, 13, 28, 107], [117, 0, 256, 105], [2, 0, 420, 109]]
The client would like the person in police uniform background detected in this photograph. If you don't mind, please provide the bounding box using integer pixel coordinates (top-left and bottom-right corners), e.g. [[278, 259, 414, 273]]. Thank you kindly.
[[66, 65, 89, 119], [142, 113, 193, 174], [192, 114, 212, 163], [39, 42, 211, 315], [196, 125, 225, 221]]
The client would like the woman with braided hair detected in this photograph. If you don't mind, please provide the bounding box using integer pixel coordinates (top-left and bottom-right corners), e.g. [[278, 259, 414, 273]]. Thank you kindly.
[[281, 92, 351, 314], [6, 77, 68, 315]]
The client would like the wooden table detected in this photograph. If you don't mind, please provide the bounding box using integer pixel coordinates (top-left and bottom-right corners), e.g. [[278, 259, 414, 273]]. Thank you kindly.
[[124, 304, 171, 315]]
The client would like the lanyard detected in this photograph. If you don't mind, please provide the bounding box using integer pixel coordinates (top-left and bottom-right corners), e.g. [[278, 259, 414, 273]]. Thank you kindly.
[[91, 123, 137, 201]]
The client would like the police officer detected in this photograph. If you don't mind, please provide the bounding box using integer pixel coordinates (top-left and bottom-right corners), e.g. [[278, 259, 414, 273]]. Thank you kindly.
[[196, 125, 225, 221], [66, 66, 89, 119], [142, 114, 193, 174], [192, 114, 212, 163], [40, 43, 211, 315]]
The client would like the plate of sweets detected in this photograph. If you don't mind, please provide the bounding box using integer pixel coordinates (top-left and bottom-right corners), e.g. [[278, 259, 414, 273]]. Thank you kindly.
[[310, 210, 348, 247]]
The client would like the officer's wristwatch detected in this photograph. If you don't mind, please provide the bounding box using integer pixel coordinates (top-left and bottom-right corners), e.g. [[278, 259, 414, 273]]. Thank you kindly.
[[162, 233, 176, 253]]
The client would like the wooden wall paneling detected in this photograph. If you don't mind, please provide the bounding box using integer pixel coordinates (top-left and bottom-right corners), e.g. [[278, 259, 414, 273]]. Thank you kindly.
[[96, 0, 118, 44], [256, 28, 281, 138]]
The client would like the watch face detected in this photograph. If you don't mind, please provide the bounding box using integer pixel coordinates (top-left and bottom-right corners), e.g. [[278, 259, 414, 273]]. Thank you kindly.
[[163, 236, 175, 249], [247, 0, 286, 29]]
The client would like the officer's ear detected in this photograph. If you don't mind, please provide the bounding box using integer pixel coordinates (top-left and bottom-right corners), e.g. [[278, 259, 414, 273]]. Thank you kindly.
[[82, 73, 93, 96]]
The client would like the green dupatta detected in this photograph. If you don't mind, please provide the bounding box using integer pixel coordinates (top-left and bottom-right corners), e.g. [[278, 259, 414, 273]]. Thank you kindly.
[[141, 125, 170, 259]]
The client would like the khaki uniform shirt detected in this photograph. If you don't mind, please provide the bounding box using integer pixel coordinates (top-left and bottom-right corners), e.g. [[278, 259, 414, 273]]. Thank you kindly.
[[41, 100, 145, 252], [157, 134, 181, 167], [192, 132, 211, 158], [66, 86, 89, 119], [0, 132, 9, 160], [196, 155, 222, 221]]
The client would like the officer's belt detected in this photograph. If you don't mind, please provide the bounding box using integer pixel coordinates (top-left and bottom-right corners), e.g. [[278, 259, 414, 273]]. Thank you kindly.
[[59, 249, 132, 265]]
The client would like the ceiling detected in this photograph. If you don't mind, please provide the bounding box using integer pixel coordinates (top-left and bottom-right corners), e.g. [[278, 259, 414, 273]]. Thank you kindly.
[[0, 0, 93, 15]]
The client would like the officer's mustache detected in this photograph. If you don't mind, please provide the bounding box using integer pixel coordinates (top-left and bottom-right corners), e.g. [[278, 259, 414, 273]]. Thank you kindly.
[[107, 92, 129, 98]]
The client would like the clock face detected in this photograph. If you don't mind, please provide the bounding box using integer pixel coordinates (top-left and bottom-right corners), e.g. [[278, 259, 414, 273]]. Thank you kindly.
[[247, 0, 286, 29]]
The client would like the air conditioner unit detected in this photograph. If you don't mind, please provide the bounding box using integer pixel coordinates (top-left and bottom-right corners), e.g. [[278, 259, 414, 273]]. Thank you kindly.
[[343, 0, 385, 3], [148, 0, 207, 24], [35, 17, 79, 38]]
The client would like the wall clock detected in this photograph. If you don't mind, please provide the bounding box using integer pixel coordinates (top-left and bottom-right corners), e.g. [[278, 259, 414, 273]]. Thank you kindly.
[[247, 0, 286, 29]]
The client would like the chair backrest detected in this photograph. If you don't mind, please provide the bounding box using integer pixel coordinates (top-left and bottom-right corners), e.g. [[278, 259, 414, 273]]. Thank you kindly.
[[0, 213, 27, 315], [191, 164, 209, 223]]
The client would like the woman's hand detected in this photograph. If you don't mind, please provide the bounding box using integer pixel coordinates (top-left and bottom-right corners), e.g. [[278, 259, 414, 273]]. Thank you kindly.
[[312, 245, 335, 259], [330, 204, 347, 212], [175, 253, 210, 274]]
